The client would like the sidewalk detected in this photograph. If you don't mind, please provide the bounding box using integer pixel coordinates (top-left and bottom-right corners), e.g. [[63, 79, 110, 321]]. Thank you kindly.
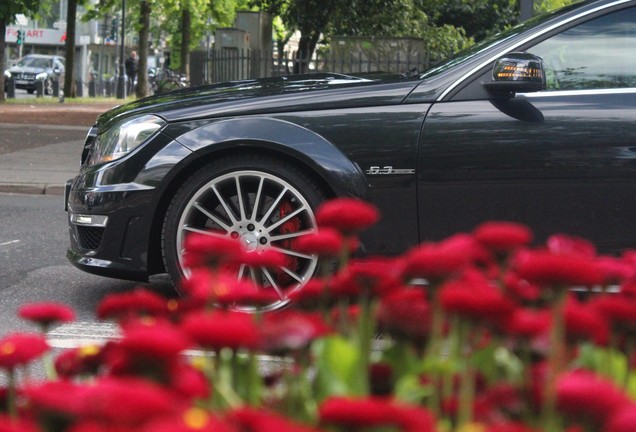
[[0, 102, 119, 196]]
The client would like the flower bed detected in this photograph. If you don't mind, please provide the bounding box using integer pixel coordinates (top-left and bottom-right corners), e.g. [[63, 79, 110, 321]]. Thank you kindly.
[[2, 198, 636, 431]]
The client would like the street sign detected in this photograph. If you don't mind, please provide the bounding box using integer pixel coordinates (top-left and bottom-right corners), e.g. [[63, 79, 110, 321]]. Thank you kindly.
[[53, 20, 67, 30], [16, 14, 28, 26]]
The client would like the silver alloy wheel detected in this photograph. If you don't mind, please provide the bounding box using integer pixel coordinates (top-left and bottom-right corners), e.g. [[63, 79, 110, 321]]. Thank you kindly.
[[176, 170, 319, 311]]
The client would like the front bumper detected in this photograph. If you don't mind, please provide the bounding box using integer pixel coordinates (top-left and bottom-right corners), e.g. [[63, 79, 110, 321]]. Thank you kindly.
[[65, 176, 157, 281]]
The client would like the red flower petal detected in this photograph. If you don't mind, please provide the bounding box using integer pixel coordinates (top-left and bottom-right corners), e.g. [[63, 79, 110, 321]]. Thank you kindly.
[[96, 288, 169, 322], [473, 221, 533, 252], [181, 310, 260, 351], [556, 370, 629, 425], [0, 333, 48, 370], [512, 249, 604, 288], [18, 302, 75, 328], [316, 198, 379, 234]]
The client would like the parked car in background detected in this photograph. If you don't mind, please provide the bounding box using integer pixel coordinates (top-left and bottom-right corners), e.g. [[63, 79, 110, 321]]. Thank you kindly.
[[66, 0, 636, 310], [5, 54, 65, 95]]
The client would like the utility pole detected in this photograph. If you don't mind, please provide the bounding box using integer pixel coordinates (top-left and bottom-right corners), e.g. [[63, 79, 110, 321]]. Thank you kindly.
[[520, 0, 534, 21], [116, 0, 127, 99]]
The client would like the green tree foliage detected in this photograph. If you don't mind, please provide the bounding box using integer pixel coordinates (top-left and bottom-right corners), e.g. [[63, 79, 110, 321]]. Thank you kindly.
[[251, 0, 475, 71], [534, 0, 577, 14], [0, 0, 41, 102], [156, 0, 246, 74], [85, 0, 154, 96]]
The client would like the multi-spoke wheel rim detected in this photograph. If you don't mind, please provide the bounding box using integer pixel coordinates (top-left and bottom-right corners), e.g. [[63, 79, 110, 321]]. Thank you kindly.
[[176, 170, 319, 311]]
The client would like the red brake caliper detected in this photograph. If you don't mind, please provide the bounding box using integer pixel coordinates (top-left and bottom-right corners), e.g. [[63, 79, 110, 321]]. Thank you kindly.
[[277, 200, 300, 286]]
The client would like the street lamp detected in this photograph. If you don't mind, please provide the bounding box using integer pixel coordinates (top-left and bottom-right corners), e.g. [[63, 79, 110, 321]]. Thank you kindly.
[[116, 0, 126, 99]]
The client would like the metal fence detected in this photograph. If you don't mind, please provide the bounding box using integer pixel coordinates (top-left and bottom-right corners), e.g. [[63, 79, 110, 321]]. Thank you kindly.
[[190, 49, 432, 86]]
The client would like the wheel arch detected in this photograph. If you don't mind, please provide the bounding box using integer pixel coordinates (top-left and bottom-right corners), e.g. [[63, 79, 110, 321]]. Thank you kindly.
[[146, 117, 369, 275]]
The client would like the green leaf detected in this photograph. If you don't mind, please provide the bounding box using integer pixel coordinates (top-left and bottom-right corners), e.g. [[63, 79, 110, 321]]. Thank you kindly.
[[312, 335, 362, 399]]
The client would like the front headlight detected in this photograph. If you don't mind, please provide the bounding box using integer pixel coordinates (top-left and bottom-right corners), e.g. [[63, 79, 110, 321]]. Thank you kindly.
[[36, 72, 48, 80], [88, 115, 165, 166]]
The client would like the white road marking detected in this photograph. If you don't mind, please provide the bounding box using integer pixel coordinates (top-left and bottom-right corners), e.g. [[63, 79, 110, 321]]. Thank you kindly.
[[0, 240, 20, 247]]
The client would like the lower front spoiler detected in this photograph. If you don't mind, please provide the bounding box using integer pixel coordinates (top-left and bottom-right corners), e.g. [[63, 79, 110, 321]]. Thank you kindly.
[[67, 249, 150, 282]]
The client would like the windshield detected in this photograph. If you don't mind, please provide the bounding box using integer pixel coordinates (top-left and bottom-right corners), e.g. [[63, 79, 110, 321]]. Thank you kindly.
[[18, 57, 52, 69], [420, 1, 588, 79]]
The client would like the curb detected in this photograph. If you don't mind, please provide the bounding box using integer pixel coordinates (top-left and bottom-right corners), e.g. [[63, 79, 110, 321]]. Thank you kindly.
[[0, 183, 66, 196]]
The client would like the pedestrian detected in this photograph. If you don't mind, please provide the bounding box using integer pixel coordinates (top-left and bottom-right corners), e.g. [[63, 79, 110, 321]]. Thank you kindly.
[[124, 51, 138, 95]]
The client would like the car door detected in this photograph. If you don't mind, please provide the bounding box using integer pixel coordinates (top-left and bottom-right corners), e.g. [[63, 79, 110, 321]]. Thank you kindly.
[[418, 4, 636, 253]]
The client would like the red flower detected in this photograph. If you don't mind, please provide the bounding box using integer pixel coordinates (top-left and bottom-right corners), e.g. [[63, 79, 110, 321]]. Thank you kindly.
[[596, 256, 636, 284], [605, 404, 636, 432], [377, 287, 430, 346], [369, 363, 394, 396], [591, 294, 636, 337], [55, 345, 102, 378], [180, 268, 280, 308], [0, 333, 48, 370], [473, 221, 533, 252], [400, 238, 475, 282], [439, 276, 516, 326], [286, 279, 328, 310], [330, 258, 401, 299], [238, 249, 287, 268], [18, 302, 75, 330], [260, 310, 331, 355], [565, 296, 609, 345], [547, 233, 596, 257], [118, 318, 191, 359], [556, 370, 629, 426], [319, 396, 436, 432], [81, 377, 182, 426], [512, 249, 604, 288], [227, 407, 323, 432], [503, 271, 541, 302], [295, 228, 344, 257], [141, 408, 236, 432], [23, 380, 89, 417], [182, 231, 245, 269], [315, 198, 379, 234], [96, 288, 169, 322], [181, 310, 260, 351], [0, 415, 39, 432], [168, 362, 210, 400], [504, 308, 550, 340]]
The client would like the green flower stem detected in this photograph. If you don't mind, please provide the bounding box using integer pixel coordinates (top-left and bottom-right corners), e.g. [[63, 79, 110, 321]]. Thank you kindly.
[[7, 369, 17, 419], [43, 352, 58, 381], [541, 287, 568, 432], [443, 315, 461, 402], [425, 286, 443, 418], [356, 289, 375, 396], [456, 319, 475, 427], [209, 349, 242, 411]]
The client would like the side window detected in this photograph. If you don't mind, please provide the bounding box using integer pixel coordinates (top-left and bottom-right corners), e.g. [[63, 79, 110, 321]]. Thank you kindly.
[[528, 6, 636, 91]]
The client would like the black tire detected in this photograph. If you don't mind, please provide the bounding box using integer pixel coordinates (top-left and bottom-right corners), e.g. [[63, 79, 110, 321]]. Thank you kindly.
[[162, 154, 326, 311]]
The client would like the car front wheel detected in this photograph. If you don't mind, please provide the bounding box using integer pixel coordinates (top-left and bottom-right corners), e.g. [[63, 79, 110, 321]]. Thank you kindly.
[[162, 154, 326, 311]]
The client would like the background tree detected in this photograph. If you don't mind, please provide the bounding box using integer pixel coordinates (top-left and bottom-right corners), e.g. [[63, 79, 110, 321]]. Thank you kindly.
[[63, 0, 85, 98], [86, 0, 155, 96], [158, 0, 243, 79], [0, 0, 40, 102]]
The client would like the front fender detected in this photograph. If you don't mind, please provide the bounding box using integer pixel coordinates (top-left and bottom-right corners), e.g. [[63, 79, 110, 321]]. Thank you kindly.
[[171, 116, 369, 198]]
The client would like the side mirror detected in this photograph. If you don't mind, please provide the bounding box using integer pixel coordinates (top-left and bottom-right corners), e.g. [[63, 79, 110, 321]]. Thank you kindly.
[[483, 52, 546, 97]]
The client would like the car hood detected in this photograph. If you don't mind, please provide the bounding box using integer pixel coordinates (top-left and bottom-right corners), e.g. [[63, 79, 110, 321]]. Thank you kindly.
[[8, 66, 47, 74], [97, 72, 421, 128]]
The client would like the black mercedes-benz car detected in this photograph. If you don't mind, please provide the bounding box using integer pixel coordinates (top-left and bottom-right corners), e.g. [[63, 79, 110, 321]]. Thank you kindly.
[[66, 0, 636, 306], [5, 54, 65, 95]]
